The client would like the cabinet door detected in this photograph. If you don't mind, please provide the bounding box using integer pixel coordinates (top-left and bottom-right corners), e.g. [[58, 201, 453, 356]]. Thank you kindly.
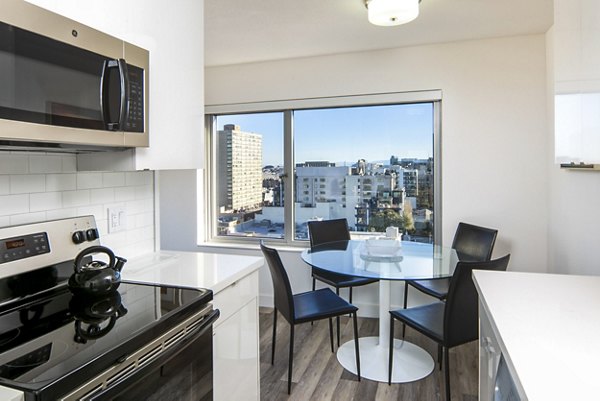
[[213, 297, 259, 401], [479, 303, 501, 401]]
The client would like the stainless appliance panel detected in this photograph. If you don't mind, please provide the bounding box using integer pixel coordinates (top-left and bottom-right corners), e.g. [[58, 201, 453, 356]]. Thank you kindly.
[[0, 0, 148, 149]]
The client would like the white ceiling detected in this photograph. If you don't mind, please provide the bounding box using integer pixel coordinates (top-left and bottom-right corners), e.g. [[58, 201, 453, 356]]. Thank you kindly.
[[204, 0, 553, 67]]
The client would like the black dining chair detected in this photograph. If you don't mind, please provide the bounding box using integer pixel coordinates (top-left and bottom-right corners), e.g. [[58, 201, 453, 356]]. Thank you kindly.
[[260, 242, 361, 394], [403, 222, 498, 309], [388, 254, 510, 401], [308, 218, 377, 345]]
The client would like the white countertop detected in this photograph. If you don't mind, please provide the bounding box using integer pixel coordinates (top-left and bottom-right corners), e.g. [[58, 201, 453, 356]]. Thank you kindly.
[[473, 270, 600, 401], [121, 251, 263, 294]]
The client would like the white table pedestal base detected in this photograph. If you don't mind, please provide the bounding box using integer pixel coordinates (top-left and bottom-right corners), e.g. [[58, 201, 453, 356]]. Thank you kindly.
[[336, 336, 435, 383]]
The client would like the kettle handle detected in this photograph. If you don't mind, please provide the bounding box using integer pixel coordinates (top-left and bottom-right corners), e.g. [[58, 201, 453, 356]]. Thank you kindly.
[[74, 245, 116, 274]]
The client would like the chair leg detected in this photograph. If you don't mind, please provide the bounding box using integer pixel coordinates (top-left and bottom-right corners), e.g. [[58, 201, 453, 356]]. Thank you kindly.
[[388, 315, 395, 385], [328, 318, 334, 353], [444, 346, 450, 401], [438, 344, 443, 370], [352, 312, 361, 381], [402, 282, 409, 337], [271, 308, 277, 365], [288, 324, 295, 395], [311, 279, 316, 326], [336, 288, 341, 347]]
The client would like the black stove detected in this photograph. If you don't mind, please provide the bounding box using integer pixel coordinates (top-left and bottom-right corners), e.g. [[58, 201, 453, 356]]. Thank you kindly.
[[0, 217, 218, 401]]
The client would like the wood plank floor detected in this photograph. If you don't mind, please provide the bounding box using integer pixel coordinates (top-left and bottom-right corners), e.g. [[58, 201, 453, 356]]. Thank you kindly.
[[259, 307, 478, 401]]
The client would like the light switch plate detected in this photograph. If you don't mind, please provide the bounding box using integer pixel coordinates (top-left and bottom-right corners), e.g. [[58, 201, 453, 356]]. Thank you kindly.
[[108, 207, 126, 233]]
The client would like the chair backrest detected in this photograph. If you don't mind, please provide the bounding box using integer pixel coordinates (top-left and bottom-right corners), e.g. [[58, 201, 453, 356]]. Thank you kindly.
[[452, 222, 498, 262], [308, 218, 351, 248], [260, 242, 295, 323], [443, 254, 510, 347]]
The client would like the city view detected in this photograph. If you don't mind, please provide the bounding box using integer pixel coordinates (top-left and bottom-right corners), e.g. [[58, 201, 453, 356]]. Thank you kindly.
[[214, 104, 435, 243]]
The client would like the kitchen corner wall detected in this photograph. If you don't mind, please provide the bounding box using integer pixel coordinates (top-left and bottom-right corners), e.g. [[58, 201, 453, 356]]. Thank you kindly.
[[0, 151, 155, 258]]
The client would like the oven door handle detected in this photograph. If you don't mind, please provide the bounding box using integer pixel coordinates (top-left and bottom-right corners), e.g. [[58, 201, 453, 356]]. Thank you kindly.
[[87, 309, 220, 401]]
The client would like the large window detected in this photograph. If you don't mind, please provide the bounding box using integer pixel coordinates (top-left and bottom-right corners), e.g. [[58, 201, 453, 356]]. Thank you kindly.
[[206, 92, 441, 245]]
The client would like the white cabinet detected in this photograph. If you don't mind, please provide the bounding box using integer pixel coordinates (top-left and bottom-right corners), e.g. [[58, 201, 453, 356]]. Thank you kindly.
[[478, 300, 527, 401], [29, 0, 204, 171], [213, 270, 260, 401], [478, 303, 502, 401], [554, 0, 600, 164]]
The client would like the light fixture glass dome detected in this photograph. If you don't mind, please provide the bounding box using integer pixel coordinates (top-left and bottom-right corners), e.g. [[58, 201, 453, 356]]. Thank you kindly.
[[367, 0, 420, 27]]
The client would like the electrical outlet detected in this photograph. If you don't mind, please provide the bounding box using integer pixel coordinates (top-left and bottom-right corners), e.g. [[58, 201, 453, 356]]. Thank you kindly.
[[108, 207, 126, 233]]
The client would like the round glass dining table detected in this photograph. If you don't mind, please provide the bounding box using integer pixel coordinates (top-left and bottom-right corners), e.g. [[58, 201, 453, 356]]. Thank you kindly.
[[301, 239, 458, 383]]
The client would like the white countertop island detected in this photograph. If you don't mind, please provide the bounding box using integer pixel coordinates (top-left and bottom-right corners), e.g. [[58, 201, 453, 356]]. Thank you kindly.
[[121, 250, 263, 293], [473, 270, 600, 401]]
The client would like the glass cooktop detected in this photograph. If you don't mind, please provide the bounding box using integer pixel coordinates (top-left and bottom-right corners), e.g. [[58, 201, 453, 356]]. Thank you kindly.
[[0, 261, 211, 397]]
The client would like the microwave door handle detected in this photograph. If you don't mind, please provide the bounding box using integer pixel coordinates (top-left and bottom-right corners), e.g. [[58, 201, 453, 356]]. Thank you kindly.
[[99, 60, 111, 129], [117, 58, 130, 131]]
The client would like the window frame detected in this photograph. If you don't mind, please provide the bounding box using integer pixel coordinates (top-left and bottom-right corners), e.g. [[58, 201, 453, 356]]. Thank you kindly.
[[204, 91, 443, 247]]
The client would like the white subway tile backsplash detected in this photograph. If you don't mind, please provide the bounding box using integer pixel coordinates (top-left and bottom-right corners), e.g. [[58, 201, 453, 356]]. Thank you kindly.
[[114, 187, 135, 202], [9, 212, 47, 226], [126, 171, 153, 186], [30, 192, 62, 212], [125, 200, 146, 214], [46, 208, 78, 221], [135, 212, 154, 228], [10, 175, 45, 194], [90, 188, 115, 204], [46, 174, 76, 191], [0, 151, 154, 256], [0, 194, 29, 216], [76, 205, 104, 221], [95, 219, 109, 237], [29, 155, 63, 173], [62, 155, 77, 172], [134, 185, 153, 200], [143, 198, 153, 212], [101, 231, 127, 250], [0, 154, 28, 174], [62, 190, 90, 208], [77, 173, 104, 189], [118, 239, 155, 259], [0, 176, 8, 195], [103, 172, 125, 188]]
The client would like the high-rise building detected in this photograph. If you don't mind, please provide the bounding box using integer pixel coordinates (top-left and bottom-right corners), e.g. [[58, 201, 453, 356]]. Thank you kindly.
[[218, 124, 263, 212]]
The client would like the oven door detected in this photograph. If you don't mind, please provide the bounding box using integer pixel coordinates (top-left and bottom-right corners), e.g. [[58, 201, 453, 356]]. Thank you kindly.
[[80, 309, 219, 401]]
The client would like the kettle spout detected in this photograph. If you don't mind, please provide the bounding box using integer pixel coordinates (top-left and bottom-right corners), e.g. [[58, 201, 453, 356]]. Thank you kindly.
[[114, 256, 127, 272]]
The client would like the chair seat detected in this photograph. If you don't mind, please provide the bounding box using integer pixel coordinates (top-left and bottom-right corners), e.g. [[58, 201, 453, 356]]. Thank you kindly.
[[293, 288, 358, 324], [390, 302, 445, 344], [408, 278, 450, 300], [312, 268, 377, 288]]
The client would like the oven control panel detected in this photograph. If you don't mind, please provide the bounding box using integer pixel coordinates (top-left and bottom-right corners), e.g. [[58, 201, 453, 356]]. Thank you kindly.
[[0, 232, 50, 264]]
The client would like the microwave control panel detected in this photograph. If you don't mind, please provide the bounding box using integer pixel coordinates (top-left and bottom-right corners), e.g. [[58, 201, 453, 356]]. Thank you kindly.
[[125, 64, 145, 133]]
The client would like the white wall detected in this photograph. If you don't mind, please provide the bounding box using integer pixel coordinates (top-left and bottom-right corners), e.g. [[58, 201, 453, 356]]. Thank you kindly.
[[547, 24, 600, 276], [204, 35, 549, 312]]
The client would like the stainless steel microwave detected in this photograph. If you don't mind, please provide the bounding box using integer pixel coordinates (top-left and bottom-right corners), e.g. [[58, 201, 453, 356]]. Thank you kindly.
[[0, 0, 149, 149]]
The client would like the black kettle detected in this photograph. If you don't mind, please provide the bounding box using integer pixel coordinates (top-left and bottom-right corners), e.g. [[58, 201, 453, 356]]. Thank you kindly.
[[68, 246, 127, 297]]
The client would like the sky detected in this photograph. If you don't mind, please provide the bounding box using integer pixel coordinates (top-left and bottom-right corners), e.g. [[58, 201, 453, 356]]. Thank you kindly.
[[216, 103, 434, 167]]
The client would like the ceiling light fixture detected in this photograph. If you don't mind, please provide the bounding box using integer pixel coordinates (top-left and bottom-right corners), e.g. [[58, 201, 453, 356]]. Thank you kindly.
[[365, 0, 420, 27]]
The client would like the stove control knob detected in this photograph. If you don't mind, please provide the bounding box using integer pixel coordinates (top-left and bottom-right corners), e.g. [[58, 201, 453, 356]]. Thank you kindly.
[[86, 228, 99, 241], [72, 231, 87, 244]]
